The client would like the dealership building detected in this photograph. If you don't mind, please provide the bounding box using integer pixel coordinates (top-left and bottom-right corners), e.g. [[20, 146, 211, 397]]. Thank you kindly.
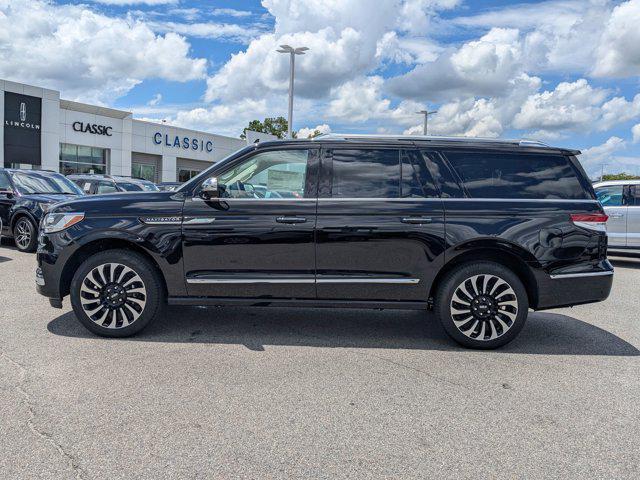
[[0, 79, 257, 183]]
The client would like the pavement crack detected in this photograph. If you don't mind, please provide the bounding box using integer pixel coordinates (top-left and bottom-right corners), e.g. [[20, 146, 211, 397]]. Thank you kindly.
[[353, 351, 470, 390], [1, 352, 86, 480]]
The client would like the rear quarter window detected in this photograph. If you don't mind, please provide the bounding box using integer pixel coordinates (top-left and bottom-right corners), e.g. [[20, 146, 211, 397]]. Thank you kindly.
[[442, 150, 591, 200]]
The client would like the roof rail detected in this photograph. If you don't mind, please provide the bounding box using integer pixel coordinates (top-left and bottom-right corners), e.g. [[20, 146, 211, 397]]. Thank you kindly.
[[312, 133, 558, 149], [518, 139, 550, 148]]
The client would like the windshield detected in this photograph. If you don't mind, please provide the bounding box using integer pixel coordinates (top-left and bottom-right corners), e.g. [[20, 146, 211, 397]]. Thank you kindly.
[[118, 182, 144, 192], [141, 182, 159, 191], [11, 172, 83, 195]]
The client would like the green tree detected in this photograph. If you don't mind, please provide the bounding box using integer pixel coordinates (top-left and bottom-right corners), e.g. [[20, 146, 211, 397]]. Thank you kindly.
[[241, 116, 294, 139], [602, 172, 640, 181]]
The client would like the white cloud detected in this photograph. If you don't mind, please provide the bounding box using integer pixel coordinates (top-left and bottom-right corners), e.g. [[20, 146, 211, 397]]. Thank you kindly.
[[212, 8, 253, 18], [327, 76, 424, 126], [593, 0, 640, 77], [91, 0, 178, 5], [599, 94, 640, 130], [148, 21, 264, 42], [632, 124, 640, 143], [205, 0, 462, 104], [171, 99, 270, 137], [387, 28, 525, 101], [147, 94, 162, 106], [578, 136, 627, 178], [297, 124, 331, 138], [513, 79, 608, 131], [0, 0, 206, 104]]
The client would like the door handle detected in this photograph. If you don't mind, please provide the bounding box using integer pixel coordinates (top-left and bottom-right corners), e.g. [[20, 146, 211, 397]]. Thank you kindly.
[[276, 216, 307, 224], [609, 213, 624, 218], [401, 217, 432, 225]]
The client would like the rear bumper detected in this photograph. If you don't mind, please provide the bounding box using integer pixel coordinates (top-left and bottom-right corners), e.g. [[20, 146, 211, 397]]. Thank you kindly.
[[535, 265, 614, 310]]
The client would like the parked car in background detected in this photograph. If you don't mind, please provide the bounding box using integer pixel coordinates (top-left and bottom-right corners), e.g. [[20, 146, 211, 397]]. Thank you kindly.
[[594, 180, 640, 252], [68, 174, 159, 194], [37, 135, 612, 348], [157, 182, 182, 192], [0, 169, 84, 252]]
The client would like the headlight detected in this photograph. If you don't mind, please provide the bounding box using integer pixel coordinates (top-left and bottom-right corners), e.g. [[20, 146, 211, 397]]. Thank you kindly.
[[42, 212, 85, 233]]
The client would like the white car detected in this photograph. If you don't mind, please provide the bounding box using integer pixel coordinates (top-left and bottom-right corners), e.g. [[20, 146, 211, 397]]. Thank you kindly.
[[593, 180, 640, 252]]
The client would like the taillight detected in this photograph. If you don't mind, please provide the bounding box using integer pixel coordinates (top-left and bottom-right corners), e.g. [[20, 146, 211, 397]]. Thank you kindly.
[[570, 213, 608, 232]]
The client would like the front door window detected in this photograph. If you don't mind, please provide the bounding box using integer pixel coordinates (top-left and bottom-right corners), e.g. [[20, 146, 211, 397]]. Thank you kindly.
[[218, 150, 309, 199]]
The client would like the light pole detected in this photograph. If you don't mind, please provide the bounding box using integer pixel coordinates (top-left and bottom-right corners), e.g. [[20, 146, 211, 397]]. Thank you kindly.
[[600, 163, 609, 182], [416, 110, 438, 135], [277, 44, 309, 138]]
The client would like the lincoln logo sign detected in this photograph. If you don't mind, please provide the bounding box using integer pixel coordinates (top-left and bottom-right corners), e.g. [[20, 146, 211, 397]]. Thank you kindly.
[[153, 132, 213, 153], [5, 99, 40, 131], [73, 122, 113, 136]]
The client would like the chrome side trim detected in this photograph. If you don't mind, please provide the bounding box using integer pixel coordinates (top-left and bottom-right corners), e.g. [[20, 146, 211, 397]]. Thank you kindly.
[[319, 198, 597, 203], [186, 277, 420, 285], [187, 278, 315, 284], [190, 197, 598, 204], [549, 271, 614, 279], [184, 217, 216, 225], [317, 278, 420, 284]]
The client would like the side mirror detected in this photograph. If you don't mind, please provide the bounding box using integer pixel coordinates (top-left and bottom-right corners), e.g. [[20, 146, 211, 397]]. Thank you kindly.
[[0, 188, 13, 198], [200, 177, 220, 200]]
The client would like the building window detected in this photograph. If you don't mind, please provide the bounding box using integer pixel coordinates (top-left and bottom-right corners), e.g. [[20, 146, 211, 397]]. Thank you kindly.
[[178, 168, 201, 183], [59, 144, 107, 175], [132, 163, 156, 182]]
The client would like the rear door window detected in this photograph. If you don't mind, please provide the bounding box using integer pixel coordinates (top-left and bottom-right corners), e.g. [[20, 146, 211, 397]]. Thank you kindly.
[[595, 185, 625, 206], [330, 149, 400, 198], [442, 150, 590, 200], [401, 150, 437, 198], [96, 181, 118, 194]]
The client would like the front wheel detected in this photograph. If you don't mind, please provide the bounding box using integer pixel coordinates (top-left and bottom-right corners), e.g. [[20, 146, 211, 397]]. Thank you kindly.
[[435, 262, 529, 349], [13, 217, 37, 252], [70, 249, 164, 337]]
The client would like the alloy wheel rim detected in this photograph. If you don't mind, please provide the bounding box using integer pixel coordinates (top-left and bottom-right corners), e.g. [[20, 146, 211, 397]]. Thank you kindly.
[[450, 274, 518, 341], [80, 263, 147, 329], [15, 220, 31, 249]]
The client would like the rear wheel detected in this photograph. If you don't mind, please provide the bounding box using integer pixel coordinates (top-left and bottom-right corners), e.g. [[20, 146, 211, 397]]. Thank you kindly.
[[70, 249, 164, 337], [13, 217, 37, 252], [435, 262, 529, 349]]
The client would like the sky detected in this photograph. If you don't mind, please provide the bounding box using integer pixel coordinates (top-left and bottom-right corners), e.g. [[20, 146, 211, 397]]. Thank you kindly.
[[1, 0, 640, 178]]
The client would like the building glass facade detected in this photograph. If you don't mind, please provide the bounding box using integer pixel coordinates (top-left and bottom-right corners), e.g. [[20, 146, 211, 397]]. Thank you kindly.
[[59, 143, 108, 175]]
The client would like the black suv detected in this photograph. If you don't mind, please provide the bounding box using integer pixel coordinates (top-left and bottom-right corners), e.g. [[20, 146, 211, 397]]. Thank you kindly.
[[36, 135, 613, 348], [0, 169, 83, 252], [68, 174, 159, 194]]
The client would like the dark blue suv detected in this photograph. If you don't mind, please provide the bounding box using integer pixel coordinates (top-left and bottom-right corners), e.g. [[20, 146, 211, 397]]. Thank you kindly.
[[0, 169, 83, 252]]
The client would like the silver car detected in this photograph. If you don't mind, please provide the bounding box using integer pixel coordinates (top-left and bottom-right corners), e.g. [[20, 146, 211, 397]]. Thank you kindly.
[[593, 180, 640, 251]]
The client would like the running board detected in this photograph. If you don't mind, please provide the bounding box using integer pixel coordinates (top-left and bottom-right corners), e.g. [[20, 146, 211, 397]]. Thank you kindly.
[[167, 297, 428, 310]]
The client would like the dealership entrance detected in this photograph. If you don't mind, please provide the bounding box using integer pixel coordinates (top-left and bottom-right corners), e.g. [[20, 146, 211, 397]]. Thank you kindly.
[[131, 153, 161, 182], [177, 158, 210, 182]]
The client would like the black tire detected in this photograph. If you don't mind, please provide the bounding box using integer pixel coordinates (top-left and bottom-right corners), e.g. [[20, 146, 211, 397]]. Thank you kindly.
[[13, 216, 38, 252], [70, 249, 164, 337], [435, 261, 529, 349]]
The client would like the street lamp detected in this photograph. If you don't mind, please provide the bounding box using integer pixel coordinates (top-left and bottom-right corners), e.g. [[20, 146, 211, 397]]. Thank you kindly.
[[277, 44, 309, 139], [416, 110, 438, 135]]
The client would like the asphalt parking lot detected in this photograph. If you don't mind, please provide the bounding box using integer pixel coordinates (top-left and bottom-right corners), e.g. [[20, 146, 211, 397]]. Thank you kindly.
[[1, 243, 639, 479]]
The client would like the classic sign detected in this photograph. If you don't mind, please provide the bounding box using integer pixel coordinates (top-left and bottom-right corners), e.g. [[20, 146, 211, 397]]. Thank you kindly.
[[72, 122, 113, 136], [153, 132, 213, 153]]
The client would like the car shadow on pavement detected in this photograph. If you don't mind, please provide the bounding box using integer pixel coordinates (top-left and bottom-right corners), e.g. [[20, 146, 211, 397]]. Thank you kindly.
[[0, 255, 11, 263], [47, 307, 639, 356]]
